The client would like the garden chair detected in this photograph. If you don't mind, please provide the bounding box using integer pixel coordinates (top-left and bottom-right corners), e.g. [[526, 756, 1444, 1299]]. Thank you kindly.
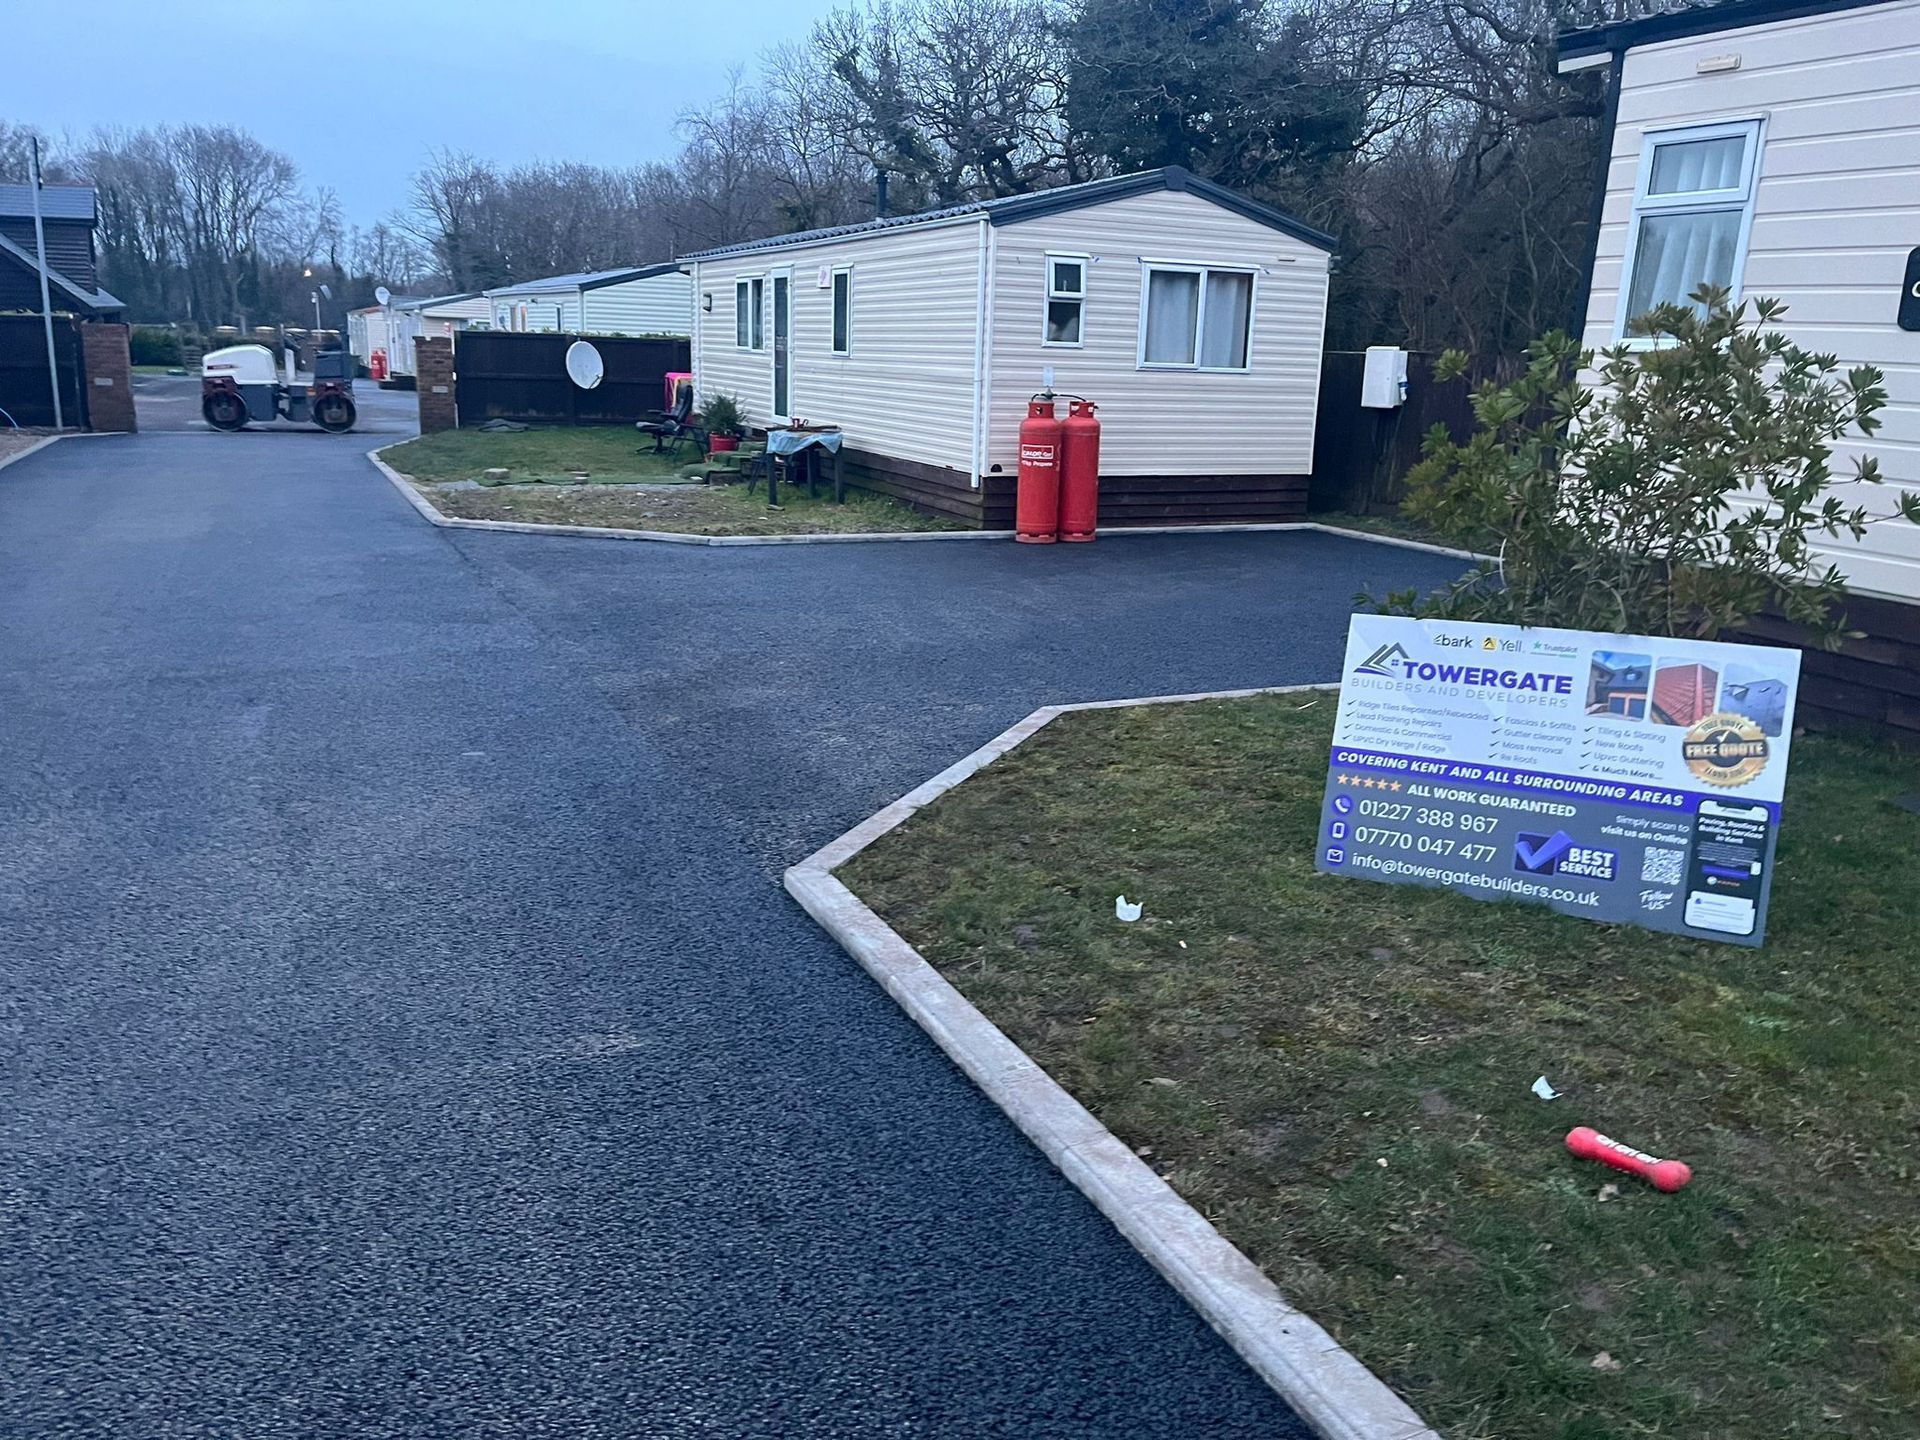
[[636, 388, 704, 457]]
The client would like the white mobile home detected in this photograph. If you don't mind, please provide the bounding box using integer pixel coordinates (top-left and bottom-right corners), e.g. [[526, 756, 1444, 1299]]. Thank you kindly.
[[411, 292, 491, 342], [1557, 0, 1920, 732], [482, 264, 692, 336], [1559, 0, 1920, 602], [683, 168, 1335, 527], [346, 298, 427, 377], [387, 292, 491, 380]]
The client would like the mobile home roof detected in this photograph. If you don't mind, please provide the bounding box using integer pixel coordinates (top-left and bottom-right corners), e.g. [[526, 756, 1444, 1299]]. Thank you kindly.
[[681, 166, 1337, 262], [1557, 0, 1891, 64], [485, 262, 683, 298]]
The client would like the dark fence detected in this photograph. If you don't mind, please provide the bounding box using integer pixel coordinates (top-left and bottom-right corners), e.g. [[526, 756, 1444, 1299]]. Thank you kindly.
[[1310, 350, 1517, 514], [454, 331, 690, 426], [0, 313, 86, 428]]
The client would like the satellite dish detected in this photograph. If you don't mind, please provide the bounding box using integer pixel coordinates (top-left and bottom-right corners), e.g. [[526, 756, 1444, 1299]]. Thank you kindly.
[[565, 340, 605, 390], [318, 283, 333, 300], [374, 285, 392, 306]]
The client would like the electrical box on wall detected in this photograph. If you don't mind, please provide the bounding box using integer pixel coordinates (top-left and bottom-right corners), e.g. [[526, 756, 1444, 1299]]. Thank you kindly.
[[1362, 346, 1409, 408]]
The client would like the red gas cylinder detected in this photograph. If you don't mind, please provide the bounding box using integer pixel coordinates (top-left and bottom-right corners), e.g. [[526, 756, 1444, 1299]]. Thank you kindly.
[[1016, 398, 1063, 544], [1059, 398, 1101, 542], [369, 348, 388, 381]]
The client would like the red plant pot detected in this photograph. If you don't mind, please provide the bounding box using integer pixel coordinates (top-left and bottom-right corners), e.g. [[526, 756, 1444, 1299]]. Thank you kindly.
[[710, 434, 739, 453]]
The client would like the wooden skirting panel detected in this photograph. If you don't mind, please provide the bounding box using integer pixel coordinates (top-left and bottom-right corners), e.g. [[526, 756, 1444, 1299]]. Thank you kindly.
[[840, 448, 1308, 530], [1731, 591, 1920, 739]]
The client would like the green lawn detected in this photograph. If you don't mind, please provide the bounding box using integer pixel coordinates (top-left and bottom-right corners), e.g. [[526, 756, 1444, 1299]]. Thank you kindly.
[[382, 426, 965, 536], [840, 694, 1920, 1440], [380, 426, 692, 486], [420, 480, 963, 537]]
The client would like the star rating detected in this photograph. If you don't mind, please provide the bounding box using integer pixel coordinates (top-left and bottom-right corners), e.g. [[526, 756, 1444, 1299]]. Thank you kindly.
[[1334, 773, 1404, 791]]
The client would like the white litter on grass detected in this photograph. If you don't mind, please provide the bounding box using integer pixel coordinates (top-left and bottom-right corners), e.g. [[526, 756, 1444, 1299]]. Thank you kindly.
[[1115, 895, 1143, 922], [1531, 1075, 1562, 1101]]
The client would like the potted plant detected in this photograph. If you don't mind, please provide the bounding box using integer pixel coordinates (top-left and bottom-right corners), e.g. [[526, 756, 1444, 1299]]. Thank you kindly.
[[703, 392, 745, 453]]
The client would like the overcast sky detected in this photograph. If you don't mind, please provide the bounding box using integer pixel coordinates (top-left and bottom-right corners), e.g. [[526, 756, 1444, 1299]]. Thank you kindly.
[[13, 0, 833, 229]]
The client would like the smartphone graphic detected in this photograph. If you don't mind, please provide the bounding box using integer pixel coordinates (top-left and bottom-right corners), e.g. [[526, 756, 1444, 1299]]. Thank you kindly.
[[1683, 800, 1771, 936]]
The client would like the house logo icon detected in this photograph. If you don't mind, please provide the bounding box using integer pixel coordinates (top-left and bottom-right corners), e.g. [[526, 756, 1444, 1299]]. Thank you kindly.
[[1355, 642, 1411, 678]]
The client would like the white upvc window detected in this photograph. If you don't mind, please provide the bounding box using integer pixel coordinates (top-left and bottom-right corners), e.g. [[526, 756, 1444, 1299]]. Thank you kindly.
[[1617, 118, 1764, 338], [831, 266, 853, 355], [736, 276, 765, 349], [1043, 253, 1087, 346], [1138, 263, 1254, 371]]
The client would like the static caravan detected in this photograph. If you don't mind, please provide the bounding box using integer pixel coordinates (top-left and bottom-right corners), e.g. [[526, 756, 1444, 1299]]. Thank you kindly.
[[387, 292, 491, 381], [1558, 0, 1920, 731], [482, 264, 691, 336], [346, 297, 428, 377], [683, 167, 1334, 528]]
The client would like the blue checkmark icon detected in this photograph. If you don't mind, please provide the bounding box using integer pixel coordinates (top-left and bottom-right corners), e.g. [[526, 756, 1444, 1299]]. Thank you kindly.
[[1512, 830, 1576, 874]]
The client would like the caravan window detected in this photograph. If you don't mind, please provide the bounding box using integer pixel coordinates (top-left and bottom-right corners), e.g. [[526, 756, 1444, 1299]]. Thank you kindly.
[[736, 277, 765, 349], [831, 268, 853, 354], [1139, 264, 1253, 371], [1044, 254, 1086, 346], [1619, 120, 1763, 333]]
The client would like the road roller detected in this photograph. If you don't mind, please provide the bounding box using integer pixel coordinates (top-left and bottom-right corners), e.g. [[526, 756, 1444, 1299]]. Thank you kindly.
[[201, 341, 357, 433]]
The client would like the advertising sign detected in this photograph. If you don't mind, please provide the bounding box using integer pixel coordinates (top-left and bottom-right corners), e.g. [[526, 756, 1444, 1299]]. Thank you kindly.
[[1317, 616, 1801, 946]]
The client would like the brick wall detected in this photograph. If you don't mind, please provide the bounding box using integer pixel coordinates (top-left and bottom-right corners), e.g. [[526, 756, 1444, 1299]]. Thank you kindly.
[[79, 322, 136, 432], [416, 337, 456, 433]]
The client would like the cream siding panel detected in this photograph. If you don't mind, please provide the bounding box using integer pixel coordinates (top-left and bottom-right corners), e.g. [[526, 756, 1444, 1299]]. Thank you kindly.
[[1583, 0, 1920, 602], [692, 221, 981, 472], [421, 296, 491, 328], [582, 272, 692, 336], [985, 188, 1330, 475]]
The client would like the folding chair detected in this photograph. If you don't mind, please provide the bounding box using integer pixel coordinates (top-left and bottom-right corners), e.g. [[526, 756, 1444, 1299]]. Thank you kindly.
[[636, 387, 704, 457]]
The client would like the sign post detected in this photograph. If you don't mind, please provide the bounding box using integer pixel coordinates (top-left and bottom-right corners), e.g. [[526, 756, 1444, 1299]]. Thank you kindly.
[[1317, 616, 1801, 946]]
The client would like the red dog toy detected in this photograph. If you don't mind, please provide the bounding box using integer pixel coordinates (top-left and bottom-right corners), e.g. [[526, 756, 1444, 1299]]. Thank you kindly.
[[1566, 1127, 1692, 1193]]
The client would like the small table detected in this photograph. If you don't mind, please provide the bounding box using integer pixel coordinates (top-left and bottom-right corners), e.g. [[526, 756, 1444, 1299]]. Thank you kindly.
[[762, 425, 844, 507]]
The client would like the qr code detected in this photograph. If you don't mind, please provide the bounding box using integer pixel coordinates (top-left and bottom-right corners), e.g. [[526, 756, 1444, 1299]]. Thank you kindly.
[[1641, 847, 1685, 885]]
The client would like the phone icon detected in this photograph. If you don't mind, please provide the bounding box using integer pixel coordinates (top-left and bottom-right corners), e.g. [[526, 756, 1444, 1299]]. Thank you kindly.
[[1683, 800, 1771, 936]]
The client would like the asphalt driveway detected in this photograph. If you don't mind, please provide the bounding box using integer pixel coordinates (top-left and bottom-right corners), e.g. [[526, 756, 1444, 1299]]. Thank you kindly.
[[0, 431, 1464, 1438]]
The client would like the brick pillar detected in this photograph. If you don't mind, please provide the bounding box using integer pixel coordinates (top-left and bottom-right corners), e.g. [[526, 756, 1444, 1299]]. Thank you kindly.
[[416, 336, 457, 432], [80, 322, 137, 432]]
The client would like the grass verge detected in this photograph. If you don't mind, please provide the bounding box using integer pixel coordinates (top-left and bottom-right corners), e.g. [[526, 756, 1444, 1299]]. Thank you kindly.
[[418, 481, 963, 536], [838, 693, 1920, 1440], [381, 426, 693, 486], [382, 426, 964, 536]]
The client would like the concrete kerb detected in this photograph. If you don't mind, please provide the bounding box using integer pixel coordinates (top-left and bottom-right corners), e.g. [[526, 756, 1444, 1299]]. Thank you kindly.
[[367, 444, 1014, 546], [783, 683, 1441, 1440], [369, 443, 1488, 562], [0, 433, 92, 473]]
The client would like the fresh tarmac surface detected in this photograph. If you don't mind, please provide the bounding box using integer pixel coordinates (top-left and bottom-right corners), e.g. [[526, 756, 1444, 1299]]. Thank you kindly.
[[0, 427, 1463, 1438]]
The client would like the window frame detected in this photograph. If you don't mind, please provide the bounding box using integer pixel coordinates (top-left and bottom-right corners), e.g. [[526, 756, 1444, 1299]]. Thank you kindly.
[[1614, 117, 1765, 345], [1135, 260, 1257, 373], [735, 274, 766, 350], [830, 265, 853, 356], [1042, 252, 1089, 348]]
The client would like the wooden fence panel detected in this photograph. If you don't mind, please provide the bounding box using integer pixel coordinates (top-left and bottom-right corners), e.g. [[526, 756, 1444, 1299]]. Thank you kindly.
[[453, 331, 690, 426], [1309, 350, 1509, 514], [0, 313, 86, 428]]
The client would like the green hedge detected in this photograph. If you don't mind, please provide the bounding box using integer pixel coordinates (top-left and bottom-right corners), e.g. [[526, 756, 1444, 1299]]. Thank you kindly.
[[129, 326, 184, 366]]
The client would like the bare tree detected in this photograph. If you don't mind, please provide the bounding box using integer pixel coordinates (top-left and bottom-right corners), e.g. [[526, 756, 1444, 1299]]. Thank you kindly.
[[814, 0, 1072, 204]]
